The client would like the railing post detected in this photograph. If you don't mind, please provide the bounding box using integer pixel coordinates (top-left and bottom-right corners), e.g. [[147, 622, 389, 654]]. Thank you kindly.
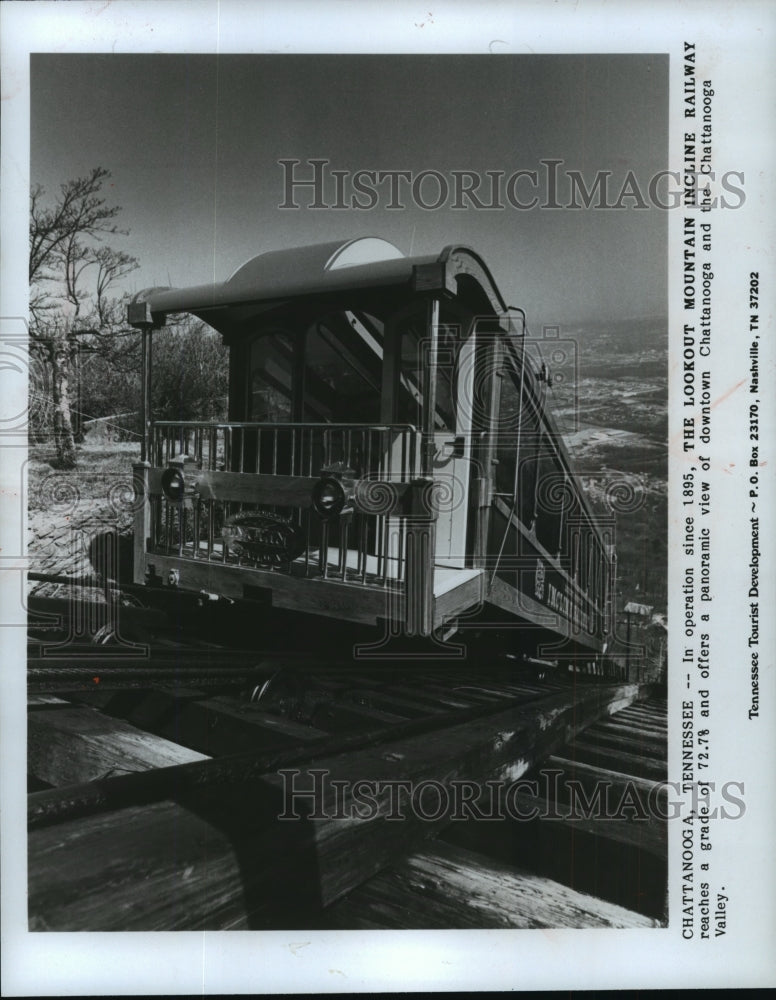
[[132, 462, 151, 585], [404, 480, 436, 637], [126, 302, 157, 463], [422, 297, 440, 477], [140, 328, 154, 463]]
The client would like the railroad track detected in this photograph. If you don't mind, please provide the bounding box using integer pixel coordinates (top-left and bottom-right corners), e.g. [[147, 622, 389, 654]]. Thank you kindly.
[[27, 594, 667, 931]]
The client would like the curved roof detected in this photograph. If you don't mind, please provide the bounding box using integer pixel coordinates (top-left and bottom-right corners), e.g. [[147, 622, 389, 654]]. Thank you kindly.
[[128, 238, 508, 331]]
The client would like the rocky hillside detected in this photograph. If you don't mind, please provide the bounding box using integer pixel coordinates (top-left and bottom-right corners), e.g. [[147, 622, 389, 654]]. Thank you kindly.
[[542, 316, 668, 615]]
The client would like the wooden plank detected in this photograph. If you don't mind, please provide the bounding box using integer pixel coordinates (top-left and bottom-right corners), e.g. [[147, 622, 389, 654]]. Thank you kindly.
[[28, 695, 70, 707], [321, 840, 660, 929], [438, 752, 667, 859], [561, 739, 667, 781], [28, 703, 208, 787], [616, 720, 667, 736], [433, 570, 484, 626], [608, 723, 667, 742], [515, 754, 668, 857], [594, 719, 668, 743], [614, 709, 667, 728], [508, 792, 667, 858], [28, 682, 640, 930], [580, 725, 666, 760], [614, 705, 667, 726], [548, 755, 666, 796]]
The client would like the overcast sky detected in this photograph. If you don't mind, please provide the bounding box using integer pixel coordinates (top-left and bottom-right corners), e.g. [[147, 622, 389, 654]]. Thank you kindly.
[[31, 54, 667, 326]]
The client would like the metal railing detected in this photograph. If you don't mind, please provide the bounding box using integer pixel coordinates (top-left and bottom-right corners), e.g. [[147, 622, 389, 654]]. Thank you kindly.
[[148, 421, 422, 586]]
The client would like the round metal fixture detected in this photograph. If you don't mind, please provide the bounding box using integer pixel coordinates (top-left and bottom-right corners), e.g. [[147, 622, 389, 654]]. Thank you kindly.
[[312, 476, 347, 519]]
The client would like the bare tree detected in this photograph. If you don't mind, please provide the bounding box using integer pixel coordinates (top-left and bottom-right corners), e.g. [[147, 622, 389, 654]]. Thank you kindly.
[[93, 247, 138, 326], [152, 317, 229, 422], [29, 168, 138, 466]]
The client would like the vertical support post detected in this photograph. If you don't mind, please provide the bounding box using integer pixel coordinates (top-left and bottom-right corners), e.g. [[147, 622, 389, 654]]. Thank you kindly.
[[132, 462, 151, 586], [146, 330, 153, 459], [380, 321, 400, 424], [140, 329, 148, 463], [404, 296, 441, 636], [475, 332, 501, 568], [140, 328, 153, 464], [626, 610, 632, 681], [126, 301, 159, 588], [422, 297, 440, 477], [558, 473, 567, 559], [405, 504, 436, 637]]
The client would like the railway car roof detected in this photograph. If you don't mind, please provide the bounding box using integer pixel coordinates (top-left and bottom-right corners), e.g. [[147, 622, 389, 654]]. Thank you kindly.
[[128, 237, 508, 334]]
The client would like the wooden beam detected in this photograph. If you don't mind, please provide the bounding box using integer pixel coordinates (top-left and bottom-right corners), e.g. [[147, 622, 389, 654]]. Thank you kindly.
[[28, 683, 640, 930], [134, 551, 396, 624], [615, 711, 666, 730], [321, 840, 661, 929], [594, 719, 668, 743], [578, 725, 666, 760], [615, 706, 667, 727], [508, 791, 667, 858], [433, 570, 484, 627], [514, 754, 668, 858], [548, 755, 666, 801], [28, 702, 208, 788], [564, 739, 667, 781]]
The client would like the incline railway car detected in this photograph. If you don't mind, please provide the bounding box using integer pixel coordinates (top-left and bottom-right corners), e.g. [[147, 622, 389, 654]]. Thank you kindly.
[[128, 237, 616, 670]]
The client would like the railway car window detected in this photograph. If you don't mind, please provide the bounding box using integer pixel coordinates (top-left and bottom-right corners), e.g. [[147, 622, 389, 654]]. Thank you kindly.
[[571, 528, 581, 580], [585, 528, 595, 594], [249, 332, 294, 421], [561, 494, 579, 563], [535, 440, 562, 555], [395, 318, 455, 430], [600, 547, 606, 604], [495, 368, 519, 497], [579, 527, 588, 585], [495, 365, 540, 525], [495, 437, 516, 497], [303, 317, 381, 423], [517, 396, 540, 528]]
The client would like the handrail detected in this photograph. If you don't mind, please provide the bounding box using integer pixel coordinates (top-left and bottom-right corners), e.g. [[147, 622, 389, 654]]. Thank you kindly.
[[491, 494, 604, 616], [152, 420, 419, 433]]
